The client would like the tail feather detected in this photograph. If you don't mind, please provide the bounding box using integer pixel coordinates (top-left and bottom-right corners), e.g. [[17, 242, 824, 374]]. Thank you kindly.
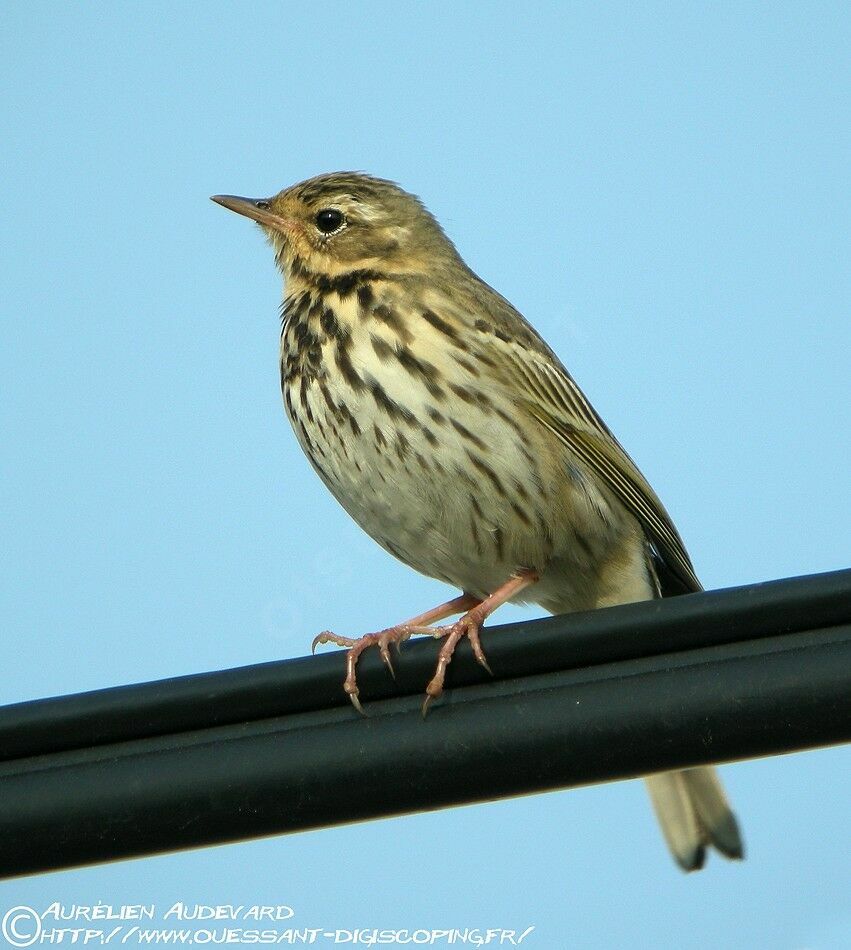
[[645, 767, 744, 871]]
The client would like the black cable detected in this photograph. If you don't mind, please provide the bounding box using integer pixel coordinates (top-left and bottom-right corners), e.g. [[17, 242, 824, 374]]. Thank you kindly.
[[1, 569, 849, 879]]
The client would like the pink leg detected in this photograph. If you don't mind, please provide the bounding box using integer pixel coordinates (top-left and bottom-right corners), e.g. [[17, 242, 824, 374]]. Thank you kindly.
[[422, 570, 539, 715], [400, 593, 480, 629], [311, 593, 480, 713]]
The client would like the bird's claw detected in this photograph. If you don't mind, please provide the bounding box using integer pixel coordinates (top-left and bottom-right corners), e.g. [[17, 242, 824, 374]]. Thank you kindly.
[[312, 624, 415, 711], [311, 630, 356, 655], [311, 611, 494, 714], [420, 616, 492, 714], [379, 640, 396, 679]]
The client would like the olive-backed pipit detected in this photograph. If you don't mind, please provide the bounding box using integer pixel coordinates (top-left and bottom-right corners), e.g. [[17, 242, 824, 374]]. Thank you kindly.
[[212, 173, 744, 871]]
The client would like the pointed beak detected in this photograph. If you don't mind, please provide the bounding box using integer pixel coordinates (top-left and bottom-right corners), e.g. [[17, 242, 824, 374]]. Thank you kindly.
[[210, 194, 290, 231]]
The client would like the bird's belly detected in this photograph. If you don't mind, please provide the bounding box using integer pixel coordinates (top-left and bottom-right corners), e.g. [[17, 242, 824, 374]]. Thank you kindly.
[[283, 359, 561, 594], [281, 312, 631, 608]]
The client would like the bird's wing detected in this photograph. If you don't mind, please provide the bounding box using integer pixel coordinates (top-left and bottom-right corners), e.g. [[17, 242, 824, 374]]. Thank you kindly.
[[501, 344, 702, 595]]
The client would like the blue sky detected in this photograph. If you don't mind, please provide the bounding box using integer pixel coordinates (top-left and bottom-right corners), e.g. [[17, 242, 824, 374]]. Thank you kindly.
[[1, 2, 848, 947]]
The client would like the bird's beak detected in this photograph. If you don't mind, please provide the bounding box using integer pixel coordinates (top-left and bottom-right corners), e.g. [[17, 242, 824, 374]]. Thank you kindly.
[[210, 194, 291, 231]]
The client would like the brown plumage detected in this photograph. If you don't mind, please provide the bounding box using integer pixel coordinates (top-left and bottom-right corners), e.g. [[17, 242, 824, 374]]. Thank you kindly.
[[212, 172, 744, 871]]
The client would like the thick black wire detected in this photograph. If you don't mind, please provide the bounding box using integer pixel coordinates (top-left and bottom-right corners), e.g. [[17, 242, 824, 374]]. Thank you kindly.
[[0, 569, 849, 878]]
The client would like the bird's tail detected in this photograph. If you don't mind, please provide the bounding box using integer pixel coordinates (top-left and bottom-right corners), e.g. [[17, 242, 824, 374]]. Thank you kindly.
[[644, 767, 744, 871]]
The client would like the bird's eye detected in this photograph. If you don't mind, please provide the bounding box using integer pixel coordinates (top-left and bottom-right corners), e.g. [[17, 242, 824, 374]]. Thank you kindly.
[[255, 200, 270, 210], [315, 208, 345, 234]]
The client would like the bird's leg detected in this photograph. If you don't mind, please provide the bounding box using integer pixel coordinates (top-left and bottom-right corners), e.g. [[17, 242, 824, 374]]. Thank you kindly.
[[422, 569, 539, 715], [311, 593, 480, 713], [397, 593, 482, 633]]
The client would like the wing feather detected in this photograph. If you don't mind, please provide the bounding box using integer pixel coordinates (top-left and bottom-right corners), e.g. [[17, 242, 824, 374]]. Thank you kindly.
[[435, 272, 702, 595], [503, 346, 702, 594]]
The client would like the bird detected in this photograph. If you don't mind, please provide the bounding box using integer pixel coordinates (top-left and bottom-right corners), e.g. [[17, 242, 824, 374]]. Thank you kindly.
[[211, 172, 744, 871]]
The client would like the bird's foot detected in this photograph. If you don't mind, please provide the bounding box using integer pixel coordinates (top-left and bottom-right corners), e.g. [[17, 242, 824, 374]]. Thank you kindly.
[[311, 575, 538, 715], [420, 609, 493, 716], [419, 569, 539, 713], [311, 616, 488, 716], [311, 593, 480, 713], [311, 624, 417, 714]]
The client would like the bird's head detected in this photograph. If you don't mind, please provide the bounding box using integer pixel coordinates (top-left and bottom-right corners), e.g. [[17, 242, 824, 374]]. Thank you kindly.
[[212, 172, 460, 281]]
